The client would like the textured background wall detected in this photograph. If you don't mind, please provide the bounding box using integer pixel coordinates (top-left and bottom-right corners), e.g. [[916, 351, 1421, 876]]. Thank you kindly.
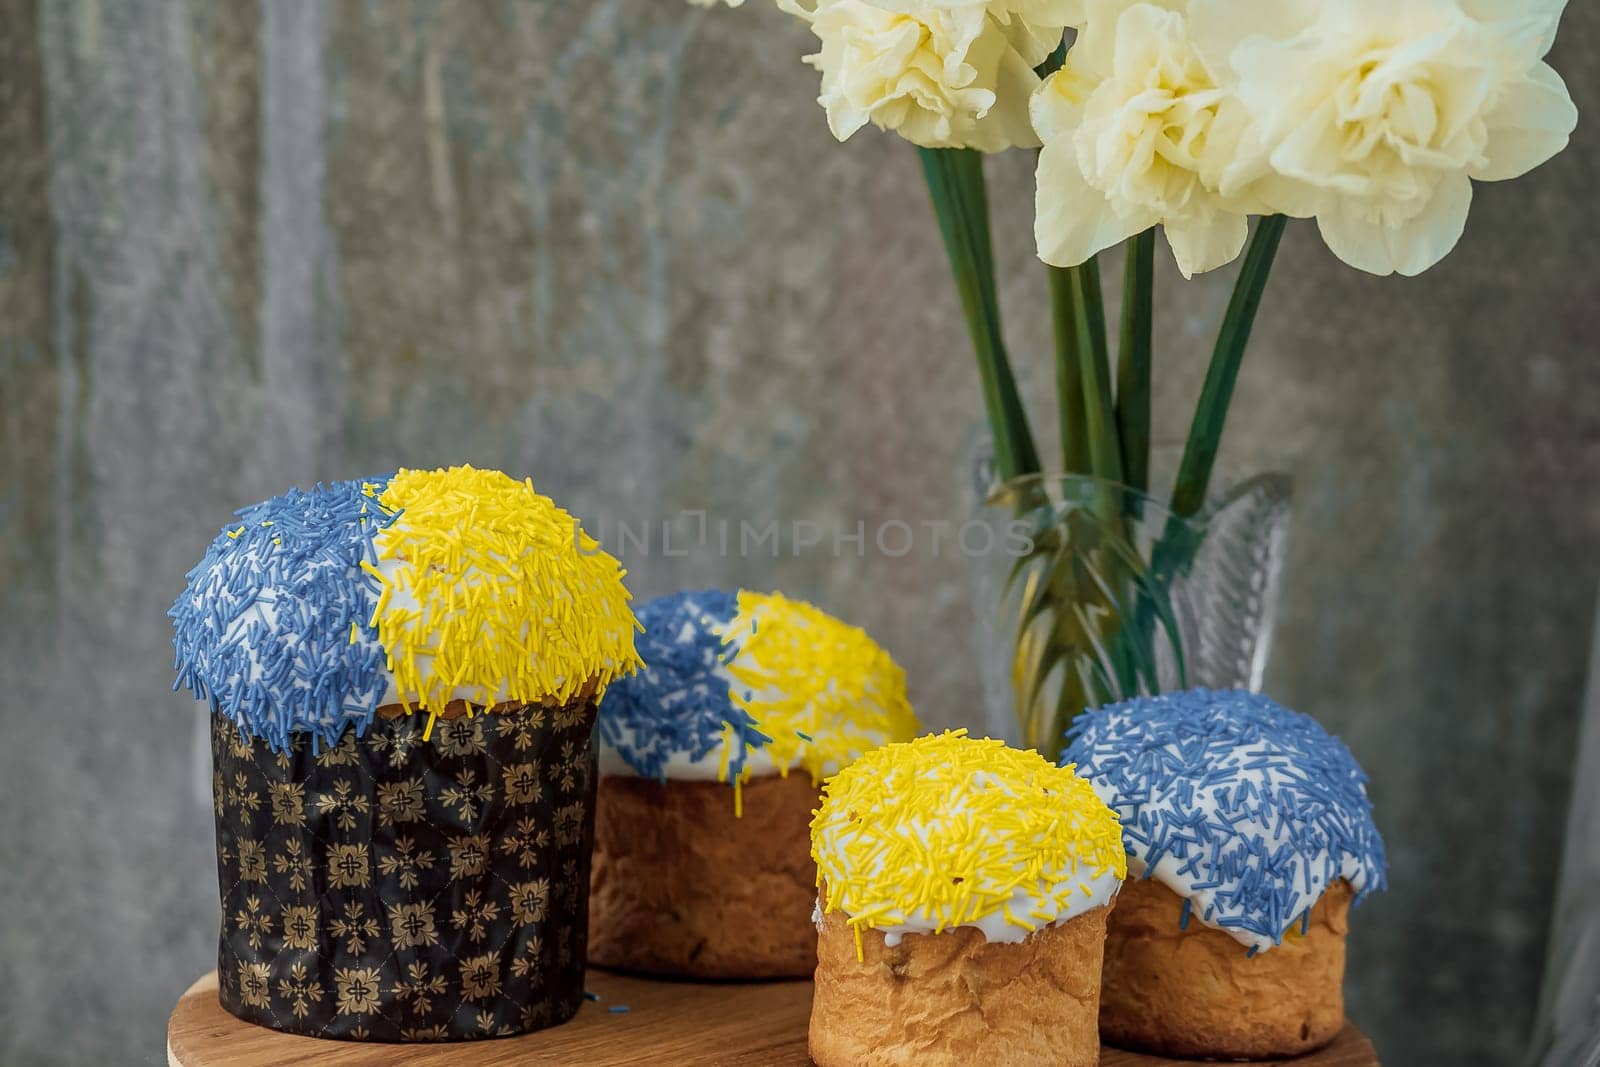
[[0, 1, 1596, 1064]]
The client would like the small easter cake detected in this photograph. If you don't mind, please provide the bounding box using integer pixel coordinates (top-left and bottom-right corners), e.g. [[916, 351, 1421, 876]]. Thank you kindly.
[[171, 466, 641, 1041], [590, 588, 919, 978], [1064, 688, 1387, 1060], [809, 731, 1126, 1067]]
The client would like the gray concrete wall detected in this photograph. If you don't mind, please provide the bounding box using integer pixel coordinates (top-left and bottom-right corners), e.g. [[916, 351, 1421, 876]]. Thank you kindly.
[[0, 2, 1595, 1063]]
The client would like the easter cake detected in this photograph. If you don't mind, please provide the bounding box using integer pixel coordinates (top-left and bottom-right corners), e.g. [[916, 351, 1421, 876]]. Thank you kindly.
[[1064, 688, 1387, 1059], [590, 588, 918, 978], [171, 466, 641, 1040], [809, 730, 1126, 1067]]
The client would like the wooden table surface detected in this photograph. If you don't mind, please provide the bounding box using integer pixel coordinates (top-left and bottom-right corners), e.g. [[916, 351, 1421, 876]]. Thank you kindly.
[[168, 969, 1379, 1066]]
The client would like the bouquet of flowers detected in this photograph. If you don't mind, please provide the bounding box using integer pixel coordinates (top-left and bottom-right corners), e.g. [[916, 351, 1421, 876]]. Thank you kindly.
[[698, 0, 1577, 751]]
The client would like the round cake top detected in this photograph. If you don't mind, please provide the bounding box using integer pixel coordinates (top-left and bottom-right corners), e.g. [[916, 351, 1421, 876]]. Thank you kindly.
[[1063, 688, 1387, 953], [598, 589, 920, 796], [171, 466, 641, 751], [812, 730, 1126, 955], [596, 589, 769, 782]]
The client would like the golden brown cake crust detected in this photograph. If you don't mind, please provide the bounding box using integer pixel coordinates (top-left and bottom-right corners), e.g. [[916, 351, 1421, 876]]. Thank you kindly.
[[1099, 877, 1352, 1060], [587, 771, 820, 978], [808, 903, 1109, 1067]]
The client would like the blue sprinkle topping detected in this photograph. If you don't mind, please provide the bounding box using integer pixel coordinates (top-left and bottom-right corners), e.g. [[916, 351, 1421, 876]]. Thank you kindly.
[[583, 991, 600, 1002], [170, 476, 397, 752], [597, 590, 771, 782], [608, 1004, 630, 1013], [1063, 688, 1386, 949]]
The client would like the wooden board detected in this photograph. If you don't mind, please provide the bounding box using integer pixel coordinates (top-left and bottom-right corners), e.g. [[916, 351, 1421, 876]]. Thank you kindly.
[[168, 970, 1379, 1066]]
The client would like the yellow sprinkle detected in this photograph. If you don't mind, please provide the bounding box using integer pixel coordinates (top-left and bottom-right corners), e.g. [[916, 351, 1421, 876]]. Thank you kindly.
[[226, 526, 244, 540], [349, 621, 359, 645]]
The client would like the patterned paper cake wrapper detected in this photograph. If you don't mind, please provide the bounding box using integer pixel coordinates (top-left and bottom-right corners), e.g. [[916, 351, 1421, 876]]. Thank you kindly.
[[209, 699, 598, 1041]]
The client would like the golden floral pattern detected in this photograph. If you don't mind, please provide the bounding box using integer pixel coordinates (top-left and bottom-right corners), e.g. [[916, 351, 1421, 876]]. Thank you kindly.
[[551, 703, 587, 732], [210, 699, 598, 1041], [510, 935, 546, 983], [334, 966, 384, 1015], [315, 732, 359, 767], [440, 768, 493, 822], [281, 904, 319, 951], [434, 717, 486, 758], [268, 781, 306, 827], [330, 902, 380, 955], [392, 961, 448, 1015], [234, 895, 271, 951], [272, 839, 313, 893], [500, 816, 550, 870], [458, 951, 503, 1001], [376, 835, 435, 890], [507, 878, 550, 925], [238, 961, 272, 1009], [237, 838, 267, 882], [553, 803, 586, 847], [276, 962, 324, 1019], [316, 778, 372, 833], [326, 843, 371, 888], [387, 901, 440, 949], [503, 708, 546, 751], [446, 833, 490, 881], [549, 739, 586, 793], [451, 888, 502, 943], [501, 762, 542, 805], [401, 1024, 452, 1041], [376, 776, 426, 825], [368, 722, 422, 767]]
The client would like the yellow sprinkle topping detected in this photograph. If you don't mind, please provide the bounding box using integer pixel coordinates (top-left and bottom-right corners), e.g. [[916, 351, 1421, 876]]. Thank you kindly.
[[370, 465, 643, 735], [722, 590, 918, 784], [812, 730, 1126, 949]]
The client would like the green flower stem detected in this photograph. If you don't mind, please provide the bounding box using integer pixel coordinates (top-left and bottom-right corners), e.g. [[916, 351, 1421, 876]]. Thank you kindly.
[[1116, 229, 1155, 495], [917, 147, 1040, 483], [1049, 265, 1090, 476], [1171, 215, 1287, 518], [1067, 256, 1122, 485]]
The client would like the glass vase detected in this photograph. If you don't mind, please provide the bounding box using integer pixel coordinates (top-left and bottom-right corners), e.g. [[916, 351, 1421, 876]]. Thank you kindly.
[[968, 456, 1292, 756]]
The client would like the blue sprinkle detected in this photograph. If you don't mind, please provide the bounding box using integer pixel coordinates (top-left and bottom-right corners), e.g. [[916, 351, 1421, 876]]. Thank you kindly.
[[170, 476, 399, 752], [1062, 688, 1386, 950], [583, 991, 600, 1002], [796, 731, 813, 742], [596, 590, 770, 783], [608, 1004, 630, 1014]]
